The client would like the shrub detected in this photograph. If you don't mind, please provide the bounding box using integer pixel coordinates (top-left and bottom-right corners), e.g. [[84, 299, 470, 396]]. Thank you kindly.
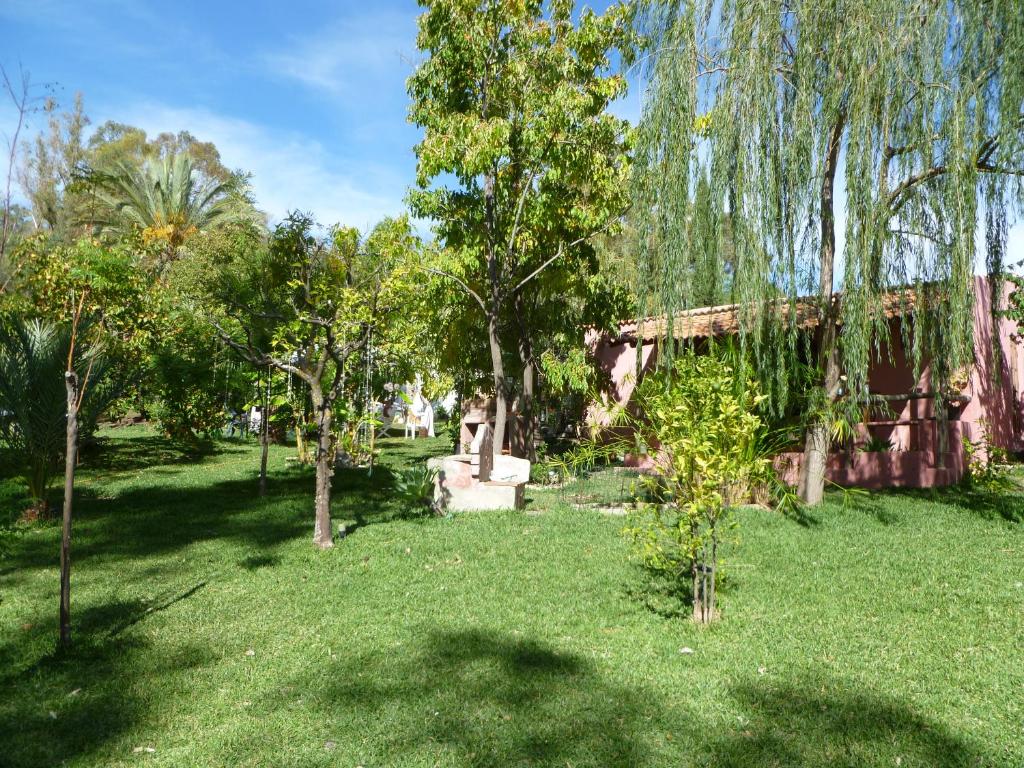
[[962, 421, 1013, 492], [620, 350, 777, 623], [394, 465, 440, 515], [859, 434, 895, 453]]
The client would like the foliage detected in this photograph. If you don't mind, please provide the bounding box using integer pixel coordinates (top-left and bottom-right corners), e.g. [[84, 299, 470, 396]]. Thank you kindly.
[[3, 236, 160, 436], [632, 0, 1024, 503], [79, 152, 250, 268], [208, 213, 427, 547], [409, 0, 635, 451], [17, 93, 90, 239], [540, 347, 596, 396], [16, 95, 239, 245], [0, 319, 117, 510], [859, 434, 895, 453], [539, 439, 619, 485], [147, 310, 230, 440], [962, 421, 1014, 493], [87, 121, 235, 184], [619, 351, 778, 622], [393, 464, 440, 515]]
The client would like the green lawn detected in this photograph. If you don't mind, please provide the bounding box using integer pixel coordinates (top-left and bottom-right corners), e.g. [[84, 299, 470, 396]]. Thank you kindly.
[[1, 427, 1022, 767]]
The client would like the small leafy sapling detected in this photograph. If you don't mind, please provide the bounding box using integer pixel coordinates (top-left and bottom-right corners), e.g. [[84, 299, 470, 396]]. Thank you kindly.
[[617, 351, 777, 623]]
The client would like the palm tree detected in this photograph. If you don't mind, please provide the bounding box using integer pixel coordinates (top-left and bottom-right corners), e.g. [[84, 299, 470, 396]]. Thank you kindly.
[[82, 152, 247, 266], [0, 318, 117, 513]]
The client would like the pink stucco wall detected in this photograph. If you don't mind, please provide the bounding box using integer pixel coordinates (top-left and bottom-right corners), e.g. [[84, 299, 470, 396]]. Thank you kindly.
[[589, 277, 1023, 489]]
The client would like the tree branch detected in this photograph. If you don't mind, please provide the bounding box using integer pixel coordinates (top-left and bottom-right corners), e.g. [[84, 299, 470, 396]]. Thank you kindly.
[[513, 216, 619, 294], [210, 318, 313, 385], [0, 65, 32, 279], [419, 265, 487, 311]]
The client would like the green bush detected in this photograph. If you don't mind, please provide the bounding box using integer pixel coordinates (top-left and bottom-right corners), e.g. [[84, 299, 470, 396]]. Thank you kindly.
[[962, 421, 1014, 492], [394, 465, 440, 515], [620, 350, 778, 623]]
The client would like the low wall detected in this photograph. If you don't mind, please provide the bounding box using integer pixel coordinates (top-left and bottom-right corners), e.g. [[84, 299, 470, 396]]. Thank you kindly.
[[775, 449, 966, 489]]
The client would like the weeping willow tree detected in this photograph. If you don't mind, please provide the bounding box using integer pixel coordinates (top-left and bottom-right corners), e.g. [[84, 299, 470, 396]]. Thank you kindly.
[[633, 0, 1024, 504]]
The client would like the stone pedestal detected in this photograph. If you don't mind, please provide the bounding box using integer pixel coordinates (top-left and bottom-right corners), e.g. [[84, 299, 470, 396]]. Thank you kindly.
[[428, 450, 529, 512]]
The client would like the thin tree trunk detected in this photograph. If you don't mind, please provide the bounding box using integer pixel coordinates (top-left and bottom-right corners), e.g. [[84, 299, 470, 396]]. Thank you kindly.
[[708, 526, 718, 621], [512, 297, 538, 462], [481, 64, 505, 459], [311, 385, 334, 548], [515, 358, 537, 461], [59, 370, 79, 650], [487, 309, 508, 458], [258, 370, 270, 496], [799, 115, 845, 505]]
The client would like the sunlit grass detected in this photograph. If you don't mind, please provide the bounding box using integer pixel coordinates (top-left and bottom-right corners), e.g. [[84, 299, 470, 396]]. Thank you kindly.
[[0, 427, 1021, 766]]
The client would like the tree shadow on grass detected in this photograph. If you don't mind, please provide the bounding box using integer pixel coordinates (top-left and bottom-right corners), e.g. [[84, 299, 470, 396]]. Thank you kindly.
[[3, 458, 420, 575], [79, 434, 234, 474], [0, 593, 216, 768], [247, 628, 991, 768], [265, 628, 659, 767], [852, 483, 1024, 525], [710, 680, 986, 767]]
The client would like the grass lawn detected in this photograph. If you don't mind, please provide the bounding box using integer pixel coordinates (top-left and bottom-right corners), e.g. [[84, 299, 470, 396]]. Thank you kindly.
[[1, 426, 1022, 767]]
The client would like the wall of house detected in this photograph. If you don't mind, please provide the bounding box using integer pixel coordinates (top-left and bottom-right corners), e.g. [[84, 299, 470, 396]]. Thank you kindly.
[[584, 327, 658, 427], [588, 277, 1024, 489]]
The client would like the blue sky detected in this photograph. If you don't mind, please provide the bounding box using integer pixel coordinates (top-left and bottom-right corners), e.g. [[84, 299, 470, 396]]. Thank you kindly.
[[0, 0, 443, 229], [0, 0, 638, 232], [0, 0, 1019, 265]]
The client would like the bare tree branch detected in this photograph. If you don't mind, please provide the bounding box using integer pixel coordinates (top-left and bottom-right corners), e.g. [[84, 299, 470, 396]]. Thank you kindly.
[[1, 64, 33, 285]]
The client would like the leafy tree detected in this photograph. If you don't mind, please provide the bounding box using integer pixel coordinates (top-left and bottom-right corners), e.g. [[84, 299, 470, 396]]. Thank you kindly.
[[621, 351, 774, 623], [2, 65, 44, 283], [633, 0, 1024, 504], [0, 314, 115, 648], [10, 237, 156, 386], [148, 309, 231, 440], [16, 92, 90, 238], [0, 240, 132, 511], [211, 214, 419, 548], [88, 121, 235, 184], [409, 0, 634, 456]]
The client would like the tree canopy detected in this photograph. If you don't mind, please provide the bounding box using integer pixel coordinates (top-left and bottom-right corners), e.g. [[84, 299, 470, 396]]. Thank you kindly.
[[409, 0, 634, 455], [633, 0, 1024, 503]]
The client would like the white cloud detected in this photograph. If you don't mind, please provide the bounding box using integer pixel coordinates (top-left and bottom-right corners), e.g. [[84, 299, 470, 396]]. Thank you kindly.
[[264, 10, 418, 98], [114, 102, 408, 230]]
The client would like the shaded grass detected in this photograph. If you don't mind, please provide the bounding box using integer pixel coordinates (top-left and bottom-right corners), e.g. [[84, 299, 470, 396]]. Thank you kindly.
[[0, 427, 1021, 766]]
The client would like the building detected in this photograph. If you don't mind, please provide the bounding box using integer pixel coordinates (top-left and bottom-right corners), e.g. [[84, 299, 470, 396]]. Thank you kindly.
[[587, 277, 1023, 489]]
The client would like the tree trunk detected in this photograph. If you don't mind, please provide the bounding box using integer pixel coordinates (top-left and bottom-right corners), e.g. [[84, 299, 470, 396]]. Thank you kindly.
[[799, 115, 845, 506], [511, 297, 538, 462], [311, 386, 334, 548], [514, 358, 538, 462], [59, 371, 79, 650], [487, 309, 508, 458], [258, 371, 270, 496]]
